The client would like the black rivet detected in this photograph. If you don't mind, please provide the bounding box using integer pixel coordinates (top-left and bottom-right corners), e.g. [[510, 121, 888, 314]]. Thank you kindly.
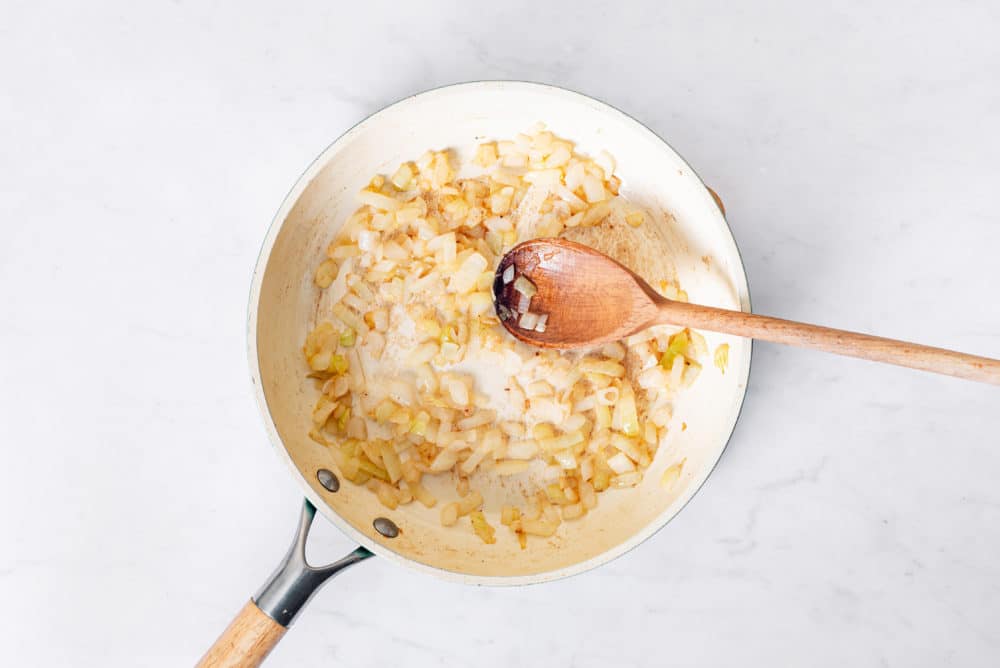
[[317, 468, 340, 492], [373, 517, 399, 538]]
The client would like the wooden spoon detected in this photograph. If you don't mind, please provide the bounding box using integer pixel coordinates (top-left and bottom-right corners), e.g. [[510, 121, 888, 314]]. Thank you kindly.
[[492, 238, 1000, 385]]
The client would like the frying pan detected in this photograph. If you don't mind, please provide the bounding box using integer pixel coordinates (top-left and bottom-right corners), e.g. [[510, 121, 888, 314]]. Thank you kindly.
[[198, 81, 753, 666]]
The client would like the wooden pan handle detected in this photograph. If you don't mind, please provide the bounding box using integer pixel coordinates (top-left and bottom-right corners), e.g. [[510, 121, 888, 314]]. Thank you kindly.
[[195, 501, 374, 667], [197, 600, 286, 668], [657, 300, 1000, 385]]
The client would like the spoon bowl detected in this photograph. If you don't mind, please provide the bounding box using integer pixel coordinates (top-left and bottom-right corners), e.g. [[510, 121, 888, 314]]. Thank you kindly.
[[493, 238, 663, 348]]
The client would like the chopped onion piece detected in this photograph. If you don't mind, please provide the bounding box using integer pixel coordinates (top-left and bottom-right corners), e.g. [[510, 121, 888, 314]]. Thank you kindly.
[[449, 252, 488, 294], [669, 353, 685, 387], [538, 430, 583, 452], [601, 342, 626, 361], [506, 440, 539, 459], [467, 292, 493, 316], [502, 264, 515, 284], [524, 169, 562, 186], [581, 175, 606, 203], [457, 491, 483, 515], [520, 517, 559, 537], [469, 510, 496, 544], [429, 449, 459, 472], [525, 380, 553, 398], [552, 450, 578, 469], [580, 359, 625, 377], [519, 311, 539, 331], [357, 190, 401, 212], [562, 503, 585, 520], [457, 410, 496, 430], [612, 382, 640, 437], [513, 275, 537, 297], [714, 343, 730, 373], [596, 150, 616, 178], [611, 471, 642, 488], [440, 502, 459, 526], [314, 259, 339, 288], [357, 230, 378, 252], [563, 413, 586, 432], [460, 443, 492, 475], [495, 460, 530, 475], [515, 292, 532, 314], [409, 481, 437, 508], [661, 459, 686, 490], [332, 303, 367, 333], [607, 452, 636, 474], [443, 375, 470, 407], [626, 211, 645, 227]]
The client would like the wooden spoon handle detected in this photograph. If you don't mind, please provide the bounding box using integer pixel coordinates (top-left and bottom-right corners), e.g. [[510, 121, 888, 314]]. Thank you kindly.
[[656, 300, 1000, 385]]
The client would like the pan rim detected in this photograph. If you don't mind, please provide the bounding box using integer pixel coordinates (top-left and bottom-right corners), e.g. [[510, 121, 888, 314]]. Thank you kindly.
[[247, 80, 753, 586]]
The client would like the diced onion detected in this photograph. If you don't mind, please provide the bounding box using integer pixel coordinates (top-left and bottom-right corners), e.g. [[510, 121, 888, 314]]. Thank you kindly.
[[607, 452, 636, 474], [449, 252, 488, 294], [581, 175, 606, 203], [553, 450, 577, 469], [519, 312, 539, 331], [513, 275, 537, 297], [580, 359, 625, 377], [521, 517, 559, 537], [314, 259, 339, 288], [525, 380, 553, 398], [562, 503, 585, 520], [714, 343, 729, 373], [429, 449, 459, 472], [495, 460, 530, 475], [661, 459, 685, 490], [357, 230, 378, 252], [611, 471, 642, 488], [357, 190, 401, 212], [515, 293, 532, 314], [524, 169, 562, 186], [457, 410, 496, 430], [440, 502, 459, 526], [563, 413, 587, 432], [506, 440, 539, 459], [302, 127, 703, 549], [443, 375, 470, 407], [467, 292, 493, 316], [626, 211, 645, 227]]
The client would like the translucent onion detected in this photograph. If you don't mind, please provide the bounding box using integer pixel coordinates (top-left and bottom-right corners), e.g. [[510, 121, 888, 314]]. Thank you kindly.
[[302, 127, 707, 549]]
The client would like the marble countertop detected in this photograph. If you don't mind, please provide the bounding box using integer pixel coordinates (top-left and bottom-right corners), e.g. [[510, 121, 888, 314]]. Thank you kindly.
[[3, 2, 999, 666]]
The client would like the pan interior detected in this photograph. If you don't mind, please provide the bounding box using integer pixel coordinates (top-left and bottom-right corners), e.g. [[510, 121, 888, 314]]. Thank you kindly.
[[251, 82, 750, 583]]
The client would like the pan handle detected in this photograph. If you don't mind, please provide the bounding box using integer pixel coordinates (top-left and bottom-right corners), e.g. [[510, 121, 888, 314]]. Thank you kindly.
[[197, 500, 373, 667]]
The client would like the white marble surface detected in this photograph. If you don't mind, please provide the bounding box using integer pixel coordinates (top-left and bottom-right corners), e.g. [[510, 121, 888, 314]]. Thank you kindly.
[[3, 1, 1000, 666]]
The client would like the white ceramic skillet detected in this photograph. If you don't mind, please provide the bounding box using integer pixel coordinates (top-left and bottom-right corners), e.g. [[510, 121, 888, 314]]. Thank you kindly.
[[198, 81, 752, 666]]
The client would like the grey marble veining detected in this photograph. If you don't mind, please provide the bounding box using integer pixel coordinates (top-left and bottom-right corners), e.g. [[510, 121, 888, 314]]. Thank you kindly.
[[2, 1, 999, 666]]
